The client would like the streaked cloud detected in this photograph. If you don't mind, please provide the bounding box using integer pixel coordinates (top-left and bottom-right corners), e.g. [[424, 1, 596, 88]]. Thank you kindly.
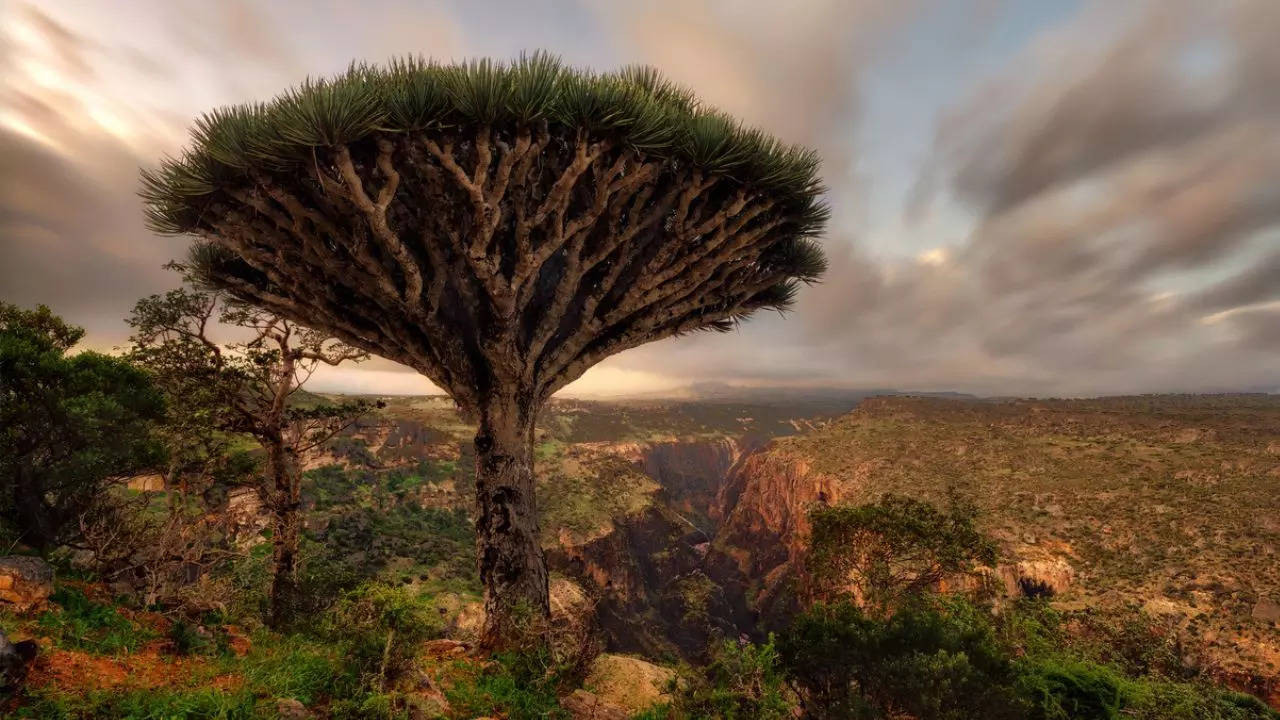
[[1, 0, 1275, 396]]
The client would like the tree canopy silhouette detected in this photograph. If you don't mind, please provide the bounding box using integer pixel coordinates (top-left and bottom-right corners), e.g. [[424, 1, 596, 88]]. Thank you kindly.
[[140, 53, 827, 648]]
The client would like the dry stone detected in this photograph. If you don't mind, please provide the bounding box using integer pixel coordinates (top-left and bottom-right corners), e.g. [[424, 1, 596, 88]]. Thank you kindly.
[[0, 556, 53, 614], [1252, 597, 1280, 624], [561, 689, 630, 720], [584, 654, 674, 715]]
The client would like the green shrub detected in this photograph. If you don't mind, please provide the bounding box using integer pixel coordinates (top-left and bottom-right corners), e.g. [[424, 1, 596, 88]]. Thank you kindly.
[[37, 586, 155, 654], [444, 648, 568, 720], [321, 582, 442, 690], [806, 496, 996, 612], [1017, 657, 1125, 720], [1120, 678, 1280, 720], [780, 597, 1023, 719], [222, 542, 272, 623], [672, 637, 796, 720]]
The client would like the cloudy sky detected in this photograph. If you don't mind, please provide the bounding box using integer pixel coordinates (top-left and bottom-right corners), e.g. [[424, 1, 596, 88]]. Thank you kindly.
[[2, 0, 1276, 397]]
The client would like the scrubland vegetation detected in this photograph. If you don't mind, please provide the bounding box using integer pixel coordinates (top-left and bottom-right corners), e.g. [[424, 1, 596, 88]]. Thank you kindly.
[[3, 304, 1278, 718]]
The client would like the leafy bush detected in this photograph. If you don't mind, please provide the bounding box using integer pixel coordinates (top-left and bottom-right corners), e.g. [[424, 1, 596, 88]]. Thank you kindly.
[[1016, 657, 1125, 720], [780, 597, 1023, 719], [805, 495, 996, 612], [672, 637, 796, 720], [321, 582, 442, 691], [37, 586, 155, 654], [445, 648, 568, 720], [1120, 678, 1280, 720]]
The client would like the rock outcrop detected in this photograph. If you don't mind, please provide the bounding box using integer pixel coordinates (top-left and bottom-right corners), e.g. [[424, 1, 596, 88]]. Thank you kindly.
[[1254, 598, 1280, 625], [0, 556, 54, 614], [705, 448, 838, 625], [221, 486, 269, 546], [997, 557, 1076, 599], [582, 654, 675, 716]]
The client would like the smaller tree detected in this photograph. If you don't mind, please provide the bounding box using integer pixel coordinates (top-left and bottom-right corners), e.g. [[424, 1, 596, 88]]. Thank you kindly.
[[0, 303, 164, 551], [781, 598, 1024, 720], [128, 268, 371, 625], [804, 495, 996, 614]]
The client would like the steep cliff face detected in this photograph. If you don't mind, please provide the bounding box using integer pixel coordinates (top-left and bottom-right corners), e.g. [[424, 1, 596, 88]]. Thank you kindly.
[[547, 503, 733, 659], [641, 438, 750, 533], [702, 448, 840, 626], [545, 438, 755, 659]]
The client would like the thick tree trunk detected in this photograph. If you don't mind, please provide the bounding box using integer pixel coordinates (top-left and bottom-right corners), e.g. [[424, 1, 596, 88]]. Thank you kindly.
[[265, 435, 302, 628], [11, 466, 56, 552], [474, 395, 549, 650]]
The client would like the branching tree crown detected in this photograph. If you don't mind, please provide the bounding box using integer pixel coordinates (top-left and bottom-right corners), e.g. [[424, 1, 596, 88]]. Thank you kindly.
[[140, 53, 828, 409]]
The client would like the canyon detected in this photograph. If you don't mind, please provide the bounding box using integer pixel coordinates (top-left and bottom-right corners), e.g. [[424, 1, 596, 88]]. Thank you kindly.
[[293, 392, 1280, 706]]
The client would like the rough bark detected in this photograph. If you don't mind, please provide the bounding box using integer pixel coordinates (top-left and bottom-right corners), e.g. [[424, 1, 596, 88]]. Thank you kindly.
[[473, 392, 549, 650], [266, 433, 302, 628], [11, 466, 56, 552]]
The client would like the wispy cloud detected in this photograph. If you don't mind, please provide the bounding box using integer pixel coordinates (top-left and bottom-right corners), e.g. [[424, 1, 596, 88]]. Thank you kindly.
[[1, 0, 1275, 396]]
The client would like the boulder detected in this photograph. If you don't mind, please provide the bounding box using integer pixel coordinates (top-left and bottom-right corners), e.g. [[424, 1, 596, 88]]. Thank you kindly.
[[0, 556, 54, 614], [583, 654, 674, 715], [561, 689, 630, 720], [1252, 598, 1280, 625], [274, 698, 312, 719], [0, 629, 38, 692]]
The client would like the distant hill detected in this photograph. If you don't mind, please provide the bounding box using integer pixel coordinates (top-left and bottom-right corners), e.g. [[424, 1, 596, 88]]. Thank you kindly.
[[573, 380, 975, 404]]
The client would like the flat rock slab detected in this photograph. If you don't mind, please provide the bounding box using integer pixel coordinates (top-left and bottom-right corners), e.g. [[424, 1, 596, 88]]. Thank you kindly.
[[0, 556, 54, 614]]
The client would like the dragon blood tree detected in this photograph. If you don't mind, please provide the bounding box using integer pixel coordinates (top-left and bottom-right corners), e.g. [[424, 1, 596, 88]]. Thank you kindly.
[[141, 54, 827, 648]]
